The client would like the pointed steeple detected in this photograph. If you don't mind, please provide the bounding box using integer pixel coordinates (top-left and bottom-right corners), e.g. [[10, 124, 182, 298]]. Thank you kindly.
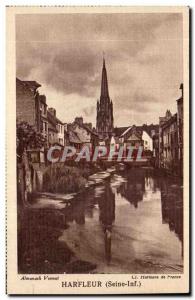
[[97, 56, 114, 139], [101, 57, 109, 98], [103, 56, 105, 68]]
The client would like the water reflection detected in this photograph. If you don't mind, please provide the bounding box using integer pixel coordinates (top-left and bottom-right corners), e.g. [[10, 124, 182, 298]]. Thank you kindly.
[[116, 168, 145, 208], [98, 183, 115, 264], [62, 168, 183, 269], [160, 180, 183, 257], [26, 164, 184, 274], [115, 169, 183, 248], [99, 169, 183, 263]]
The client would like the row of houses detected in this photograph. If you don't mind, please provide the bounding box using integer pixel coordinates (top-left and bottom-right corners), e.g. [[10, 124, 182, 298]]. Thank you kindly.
[[110, 84, 183, 176], [153, 84, 183, 176], [111, 124, 158, 154], [16, 78, 98, 163]]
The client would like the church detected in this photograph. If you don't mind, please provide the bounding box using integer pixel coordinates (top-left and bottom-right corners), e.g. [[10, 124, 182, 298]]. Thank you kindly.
[[96, 58, 114, 140]]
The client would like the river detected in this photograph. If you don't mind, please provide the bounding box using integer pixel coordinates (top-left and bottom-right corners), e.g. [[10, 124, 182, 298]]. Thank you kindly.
[[25, 167, 183, 274], [57, 167, 183, 274]]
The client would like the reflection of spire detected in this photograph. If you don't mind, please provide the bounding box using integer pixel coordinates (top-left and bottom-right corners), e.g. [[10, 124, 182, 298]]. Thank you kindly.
[[105, 229, 111, 264], [67, 198, 85, 225], [98, 183, 115, 264], [117, 169, 145, 208], [99, 183, 115, 227]]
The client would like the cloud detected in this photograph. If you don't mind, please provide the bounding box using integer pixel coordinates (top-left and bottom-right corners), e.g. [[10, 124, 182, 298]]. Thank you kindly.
[[82, 106, 96, 118], [16, 13, 183, 126]]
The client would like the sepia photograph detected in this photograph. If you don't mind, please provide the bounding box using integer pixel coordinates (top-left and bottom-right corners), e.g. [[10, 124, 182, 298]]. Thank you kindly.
[[6, 6, 189, 294]]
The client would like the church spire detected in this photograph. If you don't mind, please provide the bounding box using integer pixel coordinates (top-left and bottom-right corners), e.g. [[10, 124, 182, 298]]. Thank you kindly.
[[96, 56, 114, 139], [101, 57, 109, 98], [103, 56, 105, 68]]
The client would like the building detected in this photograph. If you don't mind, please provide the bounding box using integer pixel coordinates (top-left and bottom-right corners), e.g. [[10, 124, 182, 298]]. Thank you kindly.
[[114, 124, 158, 154], [137, 124, 159, 141], [152, 133, 159, 167], [39, 95, 48, 142], [136, 124, 158, 152], [177, 84, 183, 175], [142, 130, 153, 151], [47, 109, 58, 145], [159, 110, 172, 168], [96, 58, 114, 139], [16, 78, 40, 128], [16, 78, 49, 141], [16, 78, 48, 163], [158, 84, 183, 176], [112, 125, 143, 159], [47, 107, 65, 146], [120, 126, 143, 149], [161, 113, 179, 173], [67, 117, 98, 151]]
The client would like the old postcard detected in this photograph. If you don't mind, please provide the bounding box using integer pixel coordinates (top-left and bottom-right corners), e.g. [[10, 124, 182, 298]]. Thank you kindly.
[[6, 6, 189, 294]]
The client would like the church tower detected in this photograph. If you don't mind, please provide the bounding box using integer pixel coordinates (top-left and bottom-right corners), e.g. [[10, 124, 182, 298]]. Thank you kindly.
[[96, 58, 114, 139]]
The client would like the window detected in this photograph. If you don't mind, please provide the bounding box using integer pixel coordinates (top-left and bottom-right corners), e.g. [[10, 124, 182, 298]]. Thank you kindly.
[[42, 121, 48, 133], [58, 124, 62, 133], [59, 138, 63, 145], [41, 104, 45, 116]]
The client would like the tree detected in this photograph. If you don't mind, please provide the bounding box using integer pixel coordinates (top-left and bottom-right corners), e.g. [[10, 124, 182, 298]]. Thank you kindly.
[[17, 121, 46, 160]]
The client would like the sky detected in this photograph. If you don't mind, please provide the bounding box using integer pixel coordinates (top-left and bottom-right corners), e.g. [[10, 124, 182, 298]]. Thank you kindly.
[[16, 13, 183, 127]]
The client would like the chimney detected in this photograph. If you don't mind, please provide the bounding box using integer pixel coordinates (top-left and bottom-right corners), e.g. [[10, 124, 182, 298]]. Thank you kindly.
[[39, 95, 46, 103], [75, 117, 83, 126], [48, 107, 56, 117]]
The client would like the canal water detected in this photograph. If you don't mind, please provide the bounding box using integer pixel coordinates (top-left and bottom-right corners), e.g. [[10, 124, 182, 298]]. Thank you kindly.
[[58, 167, 183, 274]]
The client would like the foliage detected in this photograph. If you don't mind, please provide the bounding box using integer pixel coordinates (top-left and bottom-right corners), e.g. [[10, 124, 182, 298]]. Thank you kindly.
[[17, 121, 46, 157], [42, 164, 88, 193]]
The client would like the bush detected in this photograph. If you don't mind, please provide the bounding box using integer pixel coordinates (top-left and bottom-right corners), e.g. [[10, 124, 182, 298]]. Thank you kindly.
[[42, 164, 90, 193]]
